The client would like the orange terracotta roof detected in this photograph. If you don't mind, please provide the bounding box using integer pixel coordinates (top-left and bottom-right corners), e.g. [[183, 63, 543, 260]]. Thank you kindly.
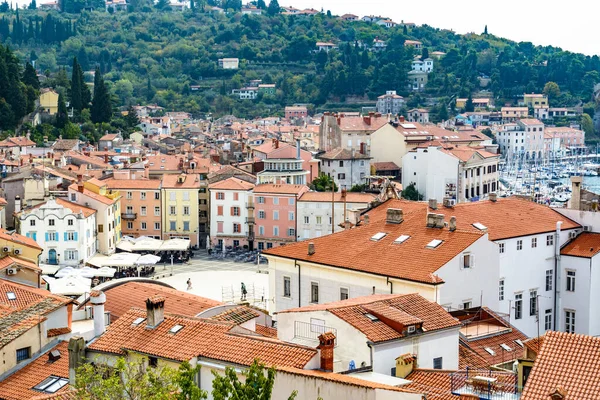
[[560, 232, 600, 258], [209, 177, 255, 191], [373, 161, 401, 171], [337, 115, 390, 132], [319, 148, 370, 160], [67, 183, 118, 206], [47, 327, 72, 337], [365, 198, 579, 241], [104, 178, 162, 190], [458, 342, 489, 369], [145, 154, 182, 171], [521, 331, 600, 400], [0, 256, 41, 272], [88, 308, 317, 367], [298, 191, 376, 203], [78, 282, 221, 322], [0, 341, 70, 400], [0, 280, 72, 311], [253, 184, 308, 195], [0, 228, 43, 250], [255, 324, 278, 338], [280, 293, 459, 343], [211, 306, 260, 324], [161, 174, 201, 189], [439, 146, 499, 162], [524, 336, 544, 355], [264, 207, 484, 284], [17, 198, 96, 219], [31, 391, 78, 400]]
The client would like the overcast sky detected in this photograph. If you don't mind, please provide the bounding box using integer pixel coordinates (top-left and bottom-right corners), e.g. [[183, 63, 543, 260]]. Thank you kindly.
[[287, 0, 599, 56]]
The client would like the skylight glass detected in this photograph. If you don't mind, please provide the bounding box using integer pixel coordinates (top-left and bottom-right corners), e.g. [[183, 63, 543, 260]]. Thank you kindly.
[[500, 343, 512, 352], [6, 292, 16, 300], [365, 313, 379, 322], [394, 235, 411, 244], [132, 317, 146, 326], [371, 232, 387, 242], [34, 376, 69, 394], [426, 239, 443, 249], [169, 324, 184, 334], [515, 339, 524, 347], [484, 347, 495, 356], [472, 222, 487, 231]]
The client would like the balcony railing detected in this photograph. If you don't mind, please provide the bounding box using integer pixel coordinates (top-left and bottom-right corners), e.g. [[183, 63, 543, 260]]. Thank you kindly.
[[294, 321, 337, 345], [246, 201, 255, 209], [121, 212, 137, 220], [246, 216, 255, 224], [450, 369, 521, 400]]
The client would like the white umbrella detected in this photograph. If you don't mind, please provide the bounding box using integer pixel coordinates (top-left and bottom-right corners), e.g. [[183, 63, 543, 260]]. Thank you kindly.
[[55, 267, 76, 278], [137, 254, 161, 265], [79, 267, 98, 278], [48, 275, 91, 296], [96, 266, 116, 278]]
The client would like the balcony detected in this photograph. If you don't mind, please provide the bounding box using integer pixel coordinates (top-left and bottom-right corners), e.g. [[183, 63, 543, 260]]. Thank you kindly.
[[246, 201, 255, 209], [294, 321, 337, 345], [121, 212, 137, 220], [450, 369, 521, 400], [246, 216, 255, 224]]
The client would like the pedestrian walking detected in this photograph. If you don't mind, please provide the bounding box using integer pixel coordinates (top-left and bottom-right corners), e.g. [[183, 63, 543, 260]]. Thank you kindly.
[[187, 278, 192, 291]]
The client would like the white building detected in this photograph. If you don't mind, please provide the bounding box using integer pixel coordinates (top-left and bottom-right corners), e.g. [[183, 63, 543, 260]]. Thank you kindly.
[[17, 198, 97, 266], [376, 91, 404, 115], [411, 58, 433, 73], [406, 108, 429, 124], [494, 118, 545, 161], [257, 159, 310, 185], [218, 58, 239, 69], [232, 87, 258, 100], [276, 293, 460, 373], [208, 177, 255, 250], [315, 42, 336, 52], [318, 148, 371, 190], [402, 145, 500, 203], [297, 191, 375, 239]]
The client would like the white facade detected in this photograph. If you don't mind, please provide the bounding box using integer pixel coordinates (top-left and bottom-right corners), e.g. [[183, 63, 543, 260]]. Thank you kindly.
[[376, 91, 404, 115], [297, 199, 373, 240], [209, 187, 253, 249], [319, 157, 370, 190], [494, 120, 545, 160], [232, 87, 258, 100], [411, 59, 433, 73], [18, 199, 97, 265]]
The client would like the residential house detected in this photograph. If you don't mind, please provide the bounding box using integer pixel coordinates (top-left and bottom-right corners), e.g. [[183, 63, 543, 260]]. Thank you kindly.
[[376, 91, 404, 115], [494, 118, 545, 160], [39, 89, 59, 115], [241, 5, 262, 14], [544, 126, 585, 158], [406, 109, 429, 124], [98, 133, 123, 151], [501, 107, 529, 123], [15, 198, 97, 266], [0, 136, 36, 157], [285, 106, 308, 120], [402, 145, 500, 203], [105, 0, 127, 11], [315, 42, 336, 52], [0, 229, 43, 282], [319, 112, 390, 152], [277, 293, 461, 373], [218, 58, 239, 69], [252, 140, 316, 185], [318, 148, 371, 190], [232, 87, 258, 100], [521, 93, 548, 108], [258, 84, 276, 96], [411, 59, 433, 73], [376, 19, 396, 28], [339, 13, 358, 21], [104, 179, 162, 240], [253, 184, 308, 250], [430, 51, 446, 59], [407, 70, 428, 91], [209, 177, 255, 250], [68, 177, 122, 255], [373, 162, 401, 178], [456, 98, 492, 110], [372, 38, 387, 51], [404, 40, 422, 50], [161, 174, 200, 246]]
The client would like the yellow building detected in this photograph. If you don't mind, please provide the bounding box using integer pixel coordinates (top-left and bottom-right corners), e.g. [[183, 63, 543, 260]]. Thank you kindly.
[[161, 173, 200, 246], [0, 229, 43, 288], [523, 93, 548, 108], [39, 89, 59, 115]]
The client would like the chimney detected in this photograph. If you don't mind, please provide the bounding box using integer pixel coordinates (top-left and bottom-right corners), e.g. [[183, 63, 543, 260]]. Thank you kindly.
[[363, 214, 370, 225], [275, 139, 279, 149], [399, 116, 405, 123], [104, 153, 109, 164], [344, 219, 351, 230], [14, 195, 21, 213], [308, 242, 315, 255], [90, 290, 106, 337], [296, 139, 301, 160], [146, 295, 165, 328], [449, 216, 457, 232], [435, 214, 445, 229], [443, 197, 454, 208], [68, 336, 86, 387], [570, 176, 582, 210], [428, 198, 437, 210], [77, 175, 84, 193], [386, 208, 404, 224], [317, 332, 336, 372], [395, 353, 417, 379], [363, 115, 372, 125], [489, 192, 497, 202]]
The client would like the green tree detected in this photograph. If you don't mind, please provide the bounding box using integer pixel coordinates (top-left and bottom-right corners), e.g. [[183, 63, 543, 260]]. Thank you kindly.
[[256, 0, 265, 8], [155, 0, 170, 10], [125, 104, 140, 129], [70, 57, 84, 113], [483, 25, 488, 35], [402, 183, 423, 201], [543, 81, 561, 103], [581, 113, 595, 138], [212, 359, 296, 400], [55, 93, 68, 128], [176, 361, 207, 400], [266, 0, 279, 15], [28, 0, 36, 9], [310, 173, 338, 192], [465, 93, 474, 112], [22, 62, 39, 90], [91, 67, 112, 124]]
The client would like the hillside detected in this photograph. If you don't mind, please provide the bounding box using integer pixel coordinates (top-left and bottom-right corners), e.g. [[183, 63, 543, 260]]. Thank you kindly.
[[0, 5, 599, 129]]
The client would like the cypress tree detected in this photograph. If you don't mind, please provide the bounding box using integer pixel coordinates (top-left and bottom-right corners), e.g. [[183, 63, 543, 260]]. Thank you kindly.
[[55, 93, 68, 128], [70, 57, 82, 112], [91, 67, 112, 124], [22, 62, 39, 90]]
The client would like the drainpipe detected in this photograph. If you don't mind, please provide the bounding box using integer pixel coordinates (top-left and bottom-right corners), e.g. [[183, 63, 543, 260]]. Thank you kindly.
[[294, 260, 301, 307], [386, 276, 393, 294], [553, 221, 562, 331]]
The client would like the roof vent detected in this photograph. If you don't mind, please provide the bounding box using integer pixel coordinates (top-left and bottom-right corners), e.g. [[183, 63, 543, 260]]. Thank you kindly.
[[449, 216, 457, 232], [386, 208, 404, 224], [426, 239, 443, 249], [515, 339, 524, 347], [394, 235, 410, 244], [489, 192, 497, 202], [308, 242, 315, 255], [6, 292, 16, 300], [371, 232, 387, 241], [428, 199, 437, 210], [49, 349, 61, 362]]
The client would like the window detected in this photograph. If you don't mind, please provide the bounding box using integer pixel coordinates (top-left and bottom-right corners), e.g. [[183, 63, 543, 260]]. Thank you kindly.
[[499, 243, 504, 254], [289, 198, 295, 205], [70, 193, 76, 202], [183, 206, 190, 215], [182, 191, 190, 201], [339, 160, 344, 167], [338, 173, 346, 180], [258, 210, 266, 219], [288, 212, 294, 221], [30, 219, 35, 226], [141, 222, 147, 230], [545, 270, 553, 291], [273, 211, 279, 220], [47, 232, 58, 241], [16, 347, 30, 362], [233, 192, 239, 201], [516, 240, 522, 250], [340, 287, 349, 300], [311, 282, 319, 303], [154, 222, 160, 230], [141, 206, 147, 216], [155, 206, 160, 216], [233, 223, 241, 233], [154, 192, 160, 200], [433, 357, 443, 370], [49, 219, 55, 226], [565, 310, 576, 333], [531, 237, 537, 248], [170, 206, 177, 215], [170, 221, 176, 231], [126, 205, 134, 213], [66, 232, 76, 241], [546, 234, 554, 246], [462, 301, 471, 310], [98, 224, 104, 233], [566, 270, 576, 291], [316, 216, 322, 224], [515, 293, 522, 319], [149, 357, 158, 368], [67, 219, 74, 226], [33, 376, 69, 394], [232, 207, 240, 216], [304, 216, 309, 224], [530, 290, 537, 316], [462, 253, 473, 268], [141, 192, 147, 200], [65, 250, 78, 260], [273, 226, 279, 236], [258, 242, 264, 250], [259, 226, 265, 235], [266, 243, 273, 249], [216, 192, 225, 200], [127, 191, 133, 199], [544, 309, 552, 330], [288, 228, 295, 237], [273, 197, 279, 205], [499, 279, 504, 301], [257, 196, 265, 204], [283, 276, 291, 297]]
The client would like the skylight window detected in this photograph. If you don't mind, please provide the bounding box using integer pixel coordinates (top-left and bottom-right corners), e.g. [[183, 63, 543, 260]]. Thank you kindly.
[[132, 317, 146, 326], [400, 123, 417, 129], [484, 347, 495, 356], [365, 313, 379, 322], [394, 235, 411, 244], [169, 324, 184, 334], [472, 222, 487, 231], [500, 343, 512, 352], [6, 292, 16, 300], [515, 339, 524, 347], [426, 239, 443, 249], [33, 376, 69, 394], [371, 232, 387, 242]]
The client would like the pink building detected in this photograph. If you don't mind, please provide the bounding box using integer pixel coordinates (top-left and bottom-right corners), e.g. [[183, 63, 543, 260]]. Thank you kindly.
[[285, 106, 308, 120], [544, 126, 586, 155], [253, 184, 309, 250]]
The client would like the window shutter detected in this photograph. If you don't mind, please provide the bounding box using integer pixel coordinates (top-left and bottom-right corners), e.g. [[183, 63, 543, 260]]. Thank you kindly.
[[64, 232, 68, 241], [460, 255, 464, 269], [33, 233, 37, 241], [231, 207, 234, 216], [471, 255, 475, 269], [74, 232, 78, 241], [45, 233, 49, 241], [26, 233, 30, 238]]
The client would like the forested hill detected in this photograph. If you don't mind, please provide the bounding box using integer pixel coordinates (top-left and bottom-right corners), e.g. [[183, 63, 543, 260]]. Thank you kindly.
[[1, 5, 599, 122]]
